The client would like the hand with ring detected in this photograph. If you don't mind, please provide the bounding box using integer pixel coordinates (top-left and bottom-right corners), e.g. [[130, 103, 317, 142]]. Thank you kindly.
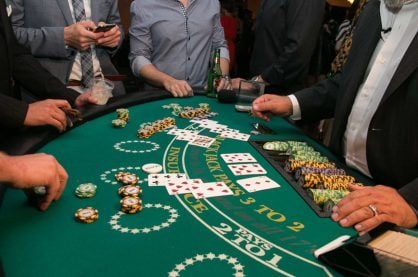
[[331, 184, 418, 235]]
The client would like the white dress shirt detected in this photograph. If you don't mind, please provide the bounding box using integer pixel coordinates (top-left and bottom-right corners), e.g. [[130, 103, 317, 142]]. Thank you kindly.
[[67, 0, 102, 84]]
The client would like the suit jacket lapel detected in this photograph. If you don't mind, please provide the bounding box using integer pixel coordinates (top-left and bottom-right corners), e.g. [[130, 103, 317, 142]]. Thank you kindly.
[[56, 0, 74, 25], [382, 33, 418, 103], [91, 1, 100, 23]]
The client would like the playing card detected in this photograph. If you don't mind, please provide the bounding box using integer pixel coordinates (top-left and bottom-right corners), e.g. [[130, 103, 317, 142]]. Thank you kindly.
[[236, 176, 280, 192], [189, 135, 216, 148], [227, 163, 267, 176], [165, 179, 203, 195], [220, 153, 257, 163], [189, 181, 233, 199], [167, 128, 197, 136], [220, 131, 250, 141], [148, 173, 187, 186], [190, 119, 220, 128], [176, 133, 198, 142], [209, 126, 239, 134]]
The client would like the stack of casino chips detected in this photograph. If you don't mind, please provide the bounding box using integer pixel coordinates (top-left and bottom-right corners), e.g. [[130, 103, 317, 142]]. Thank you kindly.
[[75, 183, 97, 198], [75, 207, 99, 223], [298, 173, 356, 190], [285, 160, 336, 173], [177, 103, 210, 119], [115, 172, 143, 214], [294, 167, 346, 181], [262, 140, 366, 213], [137, 117, 176, 138], [112, 108, 129, 128], [308, 189, 350, 212]]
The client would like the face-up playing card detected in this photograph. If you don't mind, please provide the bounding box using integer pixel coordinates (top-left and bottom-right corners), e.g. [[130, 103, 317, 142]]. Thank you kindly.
[[176, 133, 199, 142], [167, 128, 197, 136], [227, 163, 267, 176], [189, 181, 233, 199], [209, 126, 239, 134], [189, 135, 216, 148], [148, 173, 187, 186], [165, 179, 203, 195], [220, 131, 250, 141], [220, 153, 257, 163], [236, 176, 280, 192]]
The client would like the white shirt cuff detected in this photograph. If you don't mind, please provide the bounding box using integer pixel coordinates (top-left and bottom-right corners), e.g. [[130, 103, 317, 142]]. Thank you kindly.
[[288, 95, 301, 121], [220, 47, 230, 61]]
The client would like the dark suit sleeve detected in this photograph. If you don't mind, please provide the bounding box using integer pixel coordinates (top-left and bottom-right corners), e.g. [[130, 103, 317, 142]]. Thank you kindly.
[[293, 72, 341, 123], [11, 38, 79, 105], [0, 93, 28, 127], [261, 0, 325, 86], [4, 12, 79, 105], [399, 178, 418, 212]]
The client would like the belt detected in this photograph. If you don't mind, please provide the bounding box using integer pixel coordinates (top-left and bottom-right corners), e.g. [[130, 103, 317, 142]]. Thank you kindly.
[[67, 75, 126, 87]]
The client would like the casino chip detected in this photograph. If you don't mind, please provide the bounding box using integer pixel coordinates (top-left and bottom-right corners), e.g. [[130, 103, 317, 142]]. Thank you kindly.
[[120, 196, 143, 214], [75, 183, 97, 198], [142, 163, 162, 174], [115, 172, 139, 186], [118, 185, 142, 197], [75, 207, 99, 223]]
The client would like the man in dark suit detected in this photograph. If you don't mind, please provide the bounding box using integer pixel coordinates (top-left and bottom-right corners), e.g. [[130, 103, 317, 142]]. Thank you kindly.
[[0, 0, 97, 210], [251, 0, 418, 233], [0, 0, 95, 131], [233, 0, 326, 93]]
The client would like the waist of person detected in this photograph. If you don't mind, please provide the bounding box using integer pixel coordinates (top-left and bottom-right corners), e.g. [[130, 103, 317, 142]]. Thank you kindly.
[[67, 75, 125, 86]]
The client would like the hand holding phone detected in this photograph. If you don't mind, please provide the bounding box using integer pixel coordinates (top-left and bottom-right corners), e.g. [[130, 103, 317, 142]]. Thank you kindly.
[[94, 23, 116, 33]]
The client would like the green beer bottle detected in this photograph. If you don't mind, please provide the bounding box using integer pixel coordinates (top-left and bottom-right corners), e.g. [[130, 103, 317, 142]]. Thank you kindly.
[[206, 48, 222, 98]]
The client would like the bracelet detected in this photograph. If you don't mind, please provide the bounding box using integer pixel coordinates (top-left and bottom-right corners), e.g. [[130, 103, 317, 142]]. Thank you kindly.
[[222, 75, 231, 81]]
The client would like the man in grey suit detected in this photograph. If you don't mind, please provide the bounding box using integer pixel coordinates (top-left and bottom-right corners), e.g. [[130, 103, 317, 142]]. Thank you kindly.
[[9, 0, 125, 96]]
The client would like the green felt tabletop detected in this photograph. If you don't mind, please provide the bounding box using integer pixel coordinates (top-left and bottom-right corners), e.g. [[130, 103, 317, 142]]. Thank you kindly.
[[0, 96, 356, 276]]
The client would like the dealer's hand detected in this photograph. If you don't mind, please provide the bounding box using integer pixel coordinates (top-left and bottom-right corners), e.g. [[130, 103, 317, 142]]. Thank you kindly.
[[163, 78, 193, 97], [251, 94, 293, 121], [95, 22, 121, 48], [0, 153, 68, 211], [24, 99, 72, 132], [331, 184, 418, 235]]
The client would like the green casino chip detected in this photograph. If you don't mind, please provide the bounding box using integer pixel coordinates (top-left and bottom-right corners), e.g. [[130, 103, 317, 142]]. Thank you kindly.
[[75, 183, 97, 198]]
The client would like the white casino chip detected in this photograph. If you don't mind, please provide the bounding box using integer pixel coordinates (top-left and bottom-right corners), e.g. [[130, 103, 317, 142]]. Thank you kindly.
[[142, 163, 163, 174]]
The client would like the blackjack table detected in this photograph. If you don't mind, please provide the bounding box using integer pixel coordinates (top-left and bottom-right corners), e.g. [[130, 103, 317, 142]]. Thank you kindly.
[[0, 91, 372, 276]]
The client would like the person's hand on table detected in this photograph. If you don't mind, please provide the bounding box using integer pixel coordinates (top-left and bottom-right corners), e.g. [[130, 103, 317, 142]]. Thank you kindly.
[[95, 22, 121, 48], [64, 21, 101, 51], [163, 78, 193, 97], [231, 77, 244, 89], [217, 76, 232, 91], [251, 94, 293, 121], [0, 153, 68, 211], [24, 99, 73, 132], [332, 184, 418, 235], [75, 91, 99, 107]]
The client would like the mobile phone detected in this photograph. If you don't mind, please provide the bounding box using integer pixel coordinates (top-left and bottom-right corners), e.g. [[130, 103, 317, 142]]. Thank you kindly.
[[94, 23, 116, 33], [234, 104, 252, 112]]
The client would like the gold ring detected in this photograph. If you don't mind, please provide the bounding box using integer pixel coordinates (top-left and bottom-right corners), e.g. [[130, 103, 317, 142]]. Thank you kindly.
[[368, 204, 378, 217]]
